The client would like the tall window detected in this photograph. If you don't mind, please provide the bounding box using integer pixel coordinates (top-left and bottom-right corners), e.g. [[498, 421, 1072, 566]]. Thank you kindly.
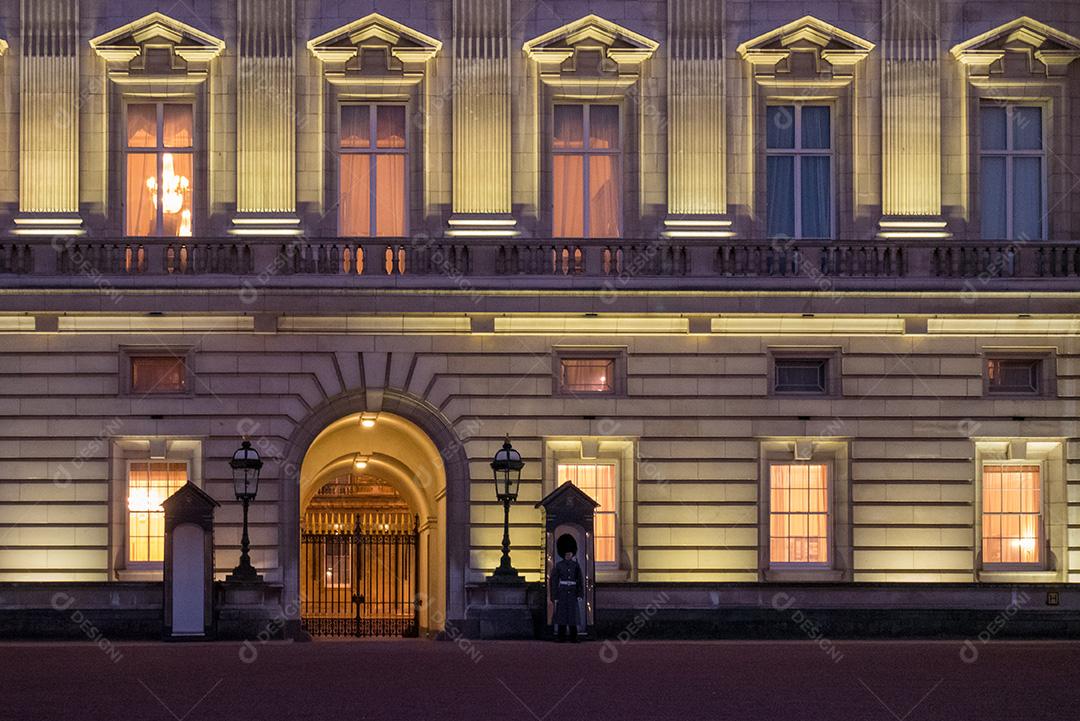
[[982, 464, 1042, 566], [339, 104, 407, 237], [980, 105, 1045, 240], [127, 461, 188, 563], [766, 105, 832, 239], [552, 104, 620, 238], [126, 103, 194, 237], [769, 463, 829, 564], [558, 463, 617, 564]]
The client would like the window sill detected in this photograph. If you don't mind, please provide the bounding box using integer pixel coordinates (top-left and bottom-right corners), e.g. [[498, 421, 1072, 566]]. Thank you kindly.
[[596, 568, 631, 583], [977, 569, 1059, 583], [764, 567, 846, 583], [115, 568, 164, 582]]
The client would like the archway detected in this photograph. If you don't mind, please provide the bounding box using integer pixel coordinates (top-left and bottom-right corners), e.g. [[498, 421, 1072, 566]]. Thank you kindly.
[[281, 394, 469, 637]]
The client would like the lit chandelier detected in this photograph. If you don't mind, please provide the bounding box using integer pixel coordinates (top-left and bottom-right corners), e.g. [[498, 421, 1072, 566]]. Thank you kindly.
[[146, 152, 192, 236]]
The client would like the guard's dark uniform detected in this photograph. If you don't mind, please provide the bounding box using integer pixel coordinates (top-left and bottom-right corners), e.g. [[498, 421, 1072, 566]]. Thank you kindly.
[[550, 556, 584, 638]]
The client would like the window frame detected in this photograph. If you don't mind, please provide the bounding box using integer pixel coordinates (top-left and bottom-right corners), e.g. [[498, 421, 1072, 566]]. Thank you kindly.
[[556, 460, 620, 568], [552, 347, 627, 397], [978, 460, 1047, 572], [337, 102, 409, 238], [765, 460, 834, 570], [122, 99, 197, 238], [124, 458, 190, 569], [768, 347, 842, 398], [977, 103, 1048, 241], [550, 102, 623, 239], [120, 345, 195, 397], [981, 349, 1056, 399], [765, 103, 836, 240]]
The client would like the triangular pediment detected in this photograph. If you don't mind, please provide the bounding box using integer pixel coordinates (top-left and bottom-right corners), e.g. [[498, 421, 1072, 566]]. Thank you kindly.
[[90, 12, 225, 64], [162, 482, 220, 512], [737, 16, 873, 77], [738, 15, 874, 55], [951, 17, 1080, 76], [307, 13, 442, 66], [524, 14, 658, 72]]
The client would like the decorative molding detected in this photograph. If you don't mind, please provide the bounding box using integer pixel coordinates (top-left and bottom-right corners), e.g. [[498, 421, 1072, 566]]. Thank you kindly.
[[737, 15, 874, 81], [306, 12, 442, 87], [89, 11, 225, 83], [523, 14, 659, 86], [951, 16, 1080, 77]]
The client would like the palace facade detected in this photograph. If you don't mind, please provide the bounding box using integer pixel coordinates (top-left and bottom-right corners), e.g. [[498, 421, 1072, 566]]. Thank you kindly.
[[1, 0, 1079, 638]]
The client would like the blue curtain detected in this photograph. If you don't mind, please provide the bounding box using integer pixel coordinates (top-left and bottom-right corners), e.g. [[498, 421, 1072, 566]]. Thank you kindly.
[[1013, 157, 1042, 240], [801, 156, 831, 238], [767, 156, 794, 238], [980, 157, 1006, 239], [801, 106, 831, 150]]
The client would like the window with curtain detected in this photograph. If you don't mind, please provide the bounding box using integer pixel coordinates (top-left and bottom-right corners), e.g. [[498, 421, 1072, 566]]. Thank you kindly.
[[127, 461, 188, 564], [560, 358, 614, 393], [130, 355, 187, 394], [982, 464, 1042, 566], [552, 104, 620, 238], [126, 103, 194, 237], [769, 463, 829, 564], [766, 105, 832, 239], [980, 105, 1045, 240], [558, 463, 617, 564], [339, 104, 407, 237]]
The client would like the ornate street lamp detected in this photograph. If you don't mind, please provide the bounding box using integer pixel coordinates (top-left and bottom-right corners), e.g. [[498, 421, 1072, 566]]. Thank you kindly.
[[489, 436, 524, 583], [227, 439, 263, 583]]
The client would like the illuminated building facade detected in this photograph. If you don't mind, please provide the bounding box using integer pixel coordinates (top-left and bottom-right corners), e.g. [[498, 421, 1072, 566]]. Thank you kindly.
[[0, 0, 1079, 638]]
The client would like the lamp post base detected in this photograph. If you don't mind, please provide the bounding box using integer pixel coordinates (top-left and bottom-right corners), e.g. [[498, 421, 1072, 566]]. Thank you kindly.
[[487, 564, 525, 585], [226, 560, 263, 584]]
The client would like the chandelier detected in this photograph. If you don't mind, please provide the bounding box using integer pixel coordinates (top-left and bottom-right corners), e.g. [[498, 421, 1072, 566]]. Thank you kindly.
[[146, 152, 192, 236]]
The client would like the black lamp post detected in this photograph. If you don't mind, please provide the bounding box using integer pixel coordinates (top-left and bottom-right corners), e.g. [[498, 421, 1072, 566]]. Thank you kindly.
[[489, 436, 524, 583], [227, 439, 263, 583]]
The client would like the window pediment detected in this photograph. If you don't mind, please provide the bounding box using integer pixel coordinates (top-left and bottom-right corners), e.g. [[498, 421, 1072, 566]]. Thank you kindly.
[[307, 13, 442, 86], [523, 14, 659, 85], [90, 12, 224, 82], [951, 17, 1080, 77], [737, 16, 873, 82]]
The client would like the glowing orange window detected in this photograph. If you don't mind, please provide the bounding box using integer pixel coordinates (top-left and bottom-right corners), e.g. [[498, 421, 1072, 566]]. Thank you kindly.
[[558, 463, 617, 564], [130, 356, 187, 394], [552, 104, 620, 238], [126, 103, 194, 237], [769, 463, 829, 564], [982, 464, 1042, 566], [127, 461, 188, 563], [339, 104, 407, 237]]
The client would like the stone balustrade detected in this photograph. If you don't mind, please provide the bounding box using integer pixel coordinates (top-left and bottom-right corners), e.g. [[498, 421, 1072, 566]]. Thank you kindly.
[[3, 237, 1077, 287]]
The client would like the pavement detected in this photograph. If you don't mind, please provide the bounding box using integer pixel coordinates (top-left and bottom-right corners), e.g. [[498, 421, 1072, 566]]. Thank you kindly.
[[0, 638, 1077, 720]]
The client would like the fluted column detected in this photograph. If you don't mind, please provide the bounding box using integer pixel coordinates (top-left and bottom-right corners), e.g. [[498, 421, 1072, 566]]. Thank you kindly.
[[879, 0, 950, 239], [448, 0, 516, 237], [232, 0, 300, 236], [15, 0, 82, 236], [663, 0, 732, 239]]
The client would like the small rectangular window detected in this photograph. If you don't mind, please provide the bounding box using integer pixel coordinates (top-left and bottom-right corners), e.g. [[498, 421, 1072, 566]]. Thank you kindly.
[[982, 464, 1042, 566], [127, 461, 188, 564], [131, 356, 187, 394], [774, 358, 829, 395], [987, 358, 1041, 395], [561, 358, 614, 393], [558, 463, 617, 564], [769, 463, 829, 565]]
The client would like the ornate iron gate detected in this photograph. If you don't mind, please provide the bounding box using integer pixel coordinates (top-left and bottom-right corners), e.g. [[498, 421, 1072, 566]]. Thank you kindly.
[[300, 515, 420, 638]]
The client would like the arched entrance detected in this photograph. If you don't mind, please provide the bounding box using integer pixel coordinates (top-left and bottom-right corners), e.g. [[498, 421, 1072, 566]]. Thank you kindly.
[[283, 398, 467, 638]]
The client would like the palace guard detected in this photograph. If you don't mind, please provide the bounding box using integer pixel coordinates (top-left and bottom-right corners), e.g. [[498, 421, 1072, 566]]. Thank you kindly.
[[551, 549, 584, 642]]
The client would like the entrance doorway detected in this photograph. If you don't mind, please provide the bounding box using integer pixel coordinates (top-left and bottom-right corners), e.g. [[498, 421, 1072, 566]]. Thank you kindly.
[[300, 476, 419, 637], [293, 410, 450, 638]]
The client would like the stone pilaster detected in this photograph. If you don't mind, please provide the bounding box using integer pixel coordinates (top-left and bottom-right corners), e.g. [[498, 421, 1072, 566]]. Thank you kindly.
[[879, 0, 950, 239], [233, 0, 300, 236], [663, 0, 732, 239], [14, 0, 81, 237], [448, 0, 516, 237]]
